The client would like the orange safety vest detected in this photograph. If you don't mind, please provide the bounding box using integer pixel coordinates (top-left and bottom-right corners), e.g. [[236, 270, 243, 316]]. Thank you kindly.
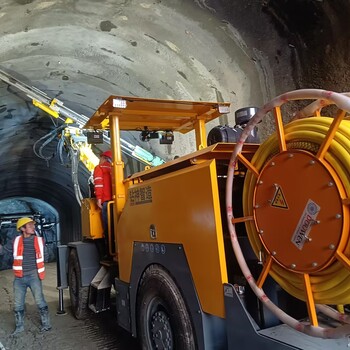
[[12, 235, 45, 280]]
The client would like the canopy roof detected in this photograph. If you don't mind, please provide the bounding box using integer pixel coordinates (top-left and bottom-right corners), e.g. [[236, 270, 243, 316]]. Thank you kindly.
[[84, 95, 230, 133]]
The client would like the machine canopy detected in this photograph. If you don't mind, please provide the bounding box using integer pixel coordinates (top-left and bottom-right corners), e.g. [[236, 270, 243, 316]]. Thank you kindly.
[[84, 95, 230, 133]]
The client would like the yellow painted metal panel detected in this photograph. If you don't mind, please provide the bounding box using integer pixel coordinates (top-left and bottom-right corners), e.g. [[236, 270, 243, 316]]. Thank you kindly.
[[81, 198, 104, 239], [110, 116, 126, 220], [117, 159, 228, 318], [194, 118, 207, 149], [126, 143, 259, 183], [84, 95, 230, 133]]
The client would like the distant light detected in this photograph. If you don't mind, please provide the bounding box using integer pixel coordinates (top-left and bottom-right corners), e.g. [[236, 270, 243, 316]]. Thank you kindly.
[[113, 98, 127, 108]]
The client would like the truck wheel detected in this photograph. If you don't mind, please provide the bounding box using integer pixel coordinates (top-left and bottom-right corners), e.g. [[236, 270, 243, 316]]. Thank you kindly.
[[137, 265, 196, 350], [68, 248, 89, 320]]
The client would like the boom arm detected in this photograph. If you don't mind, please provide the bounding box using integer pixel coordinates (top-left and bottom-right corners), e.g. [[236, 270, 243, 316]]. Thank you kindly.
[[0, 68, 165, 168]]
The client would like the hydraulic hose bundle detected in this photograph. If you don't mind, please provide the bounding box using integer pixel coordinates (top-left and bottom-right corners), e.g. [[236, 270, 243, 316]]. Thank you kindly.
[[226, 89, 350, 338]]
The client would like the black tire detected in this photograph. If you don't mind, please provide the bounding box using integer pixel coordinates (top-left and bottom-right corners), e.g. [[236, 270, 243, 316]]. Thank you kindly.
[[137, 265, 196, 350], [68, 249, 90, 320]]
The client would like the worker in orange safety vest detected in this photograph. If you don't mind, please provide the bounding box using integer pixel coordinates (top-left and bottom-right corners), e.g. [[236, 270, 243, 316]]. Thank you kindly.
[[11, 217, 51, 335], [93, 150, 113, 259]]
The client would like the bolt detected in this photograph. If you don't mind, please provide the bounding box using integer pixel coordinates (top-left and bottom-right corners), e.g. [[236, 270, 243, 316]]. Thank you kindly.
[[329, 244, 335, 250], [309, 160, 315, 165], [312, 262, 318, 267], [291, 264, 296, 269], [254, 204, 260, 209], [197, 310, 201, 314], [288, 153, 294, 158], [258, 180, 263, 185], [304, 233, 312, 241], [259, 229, 264, 234], [328, 182, 334, 187], [178, 246, 182, 250], [271, 162, 275, 166], [272, 251, 277, 256], [335, 214, 342, 219]]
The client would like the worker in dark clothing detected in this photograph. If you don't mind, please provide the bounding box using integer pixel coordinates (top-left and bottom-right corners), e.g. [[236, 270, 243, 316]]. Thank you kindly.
[[12, 217, 51, 335], [93, 150, 113, 258]]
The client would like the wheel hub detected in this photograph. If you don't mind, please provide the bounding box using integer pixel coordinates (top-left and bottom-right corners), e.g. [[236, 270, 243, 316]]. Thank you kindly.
[[150, 310, 173, 350], [254, 150, 346, 273]]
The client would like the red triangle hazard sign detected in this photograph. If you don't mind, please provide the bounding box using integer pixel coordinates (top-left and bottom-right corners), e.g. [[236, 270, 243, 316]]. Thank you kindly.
[[271, 186, 288, 209]]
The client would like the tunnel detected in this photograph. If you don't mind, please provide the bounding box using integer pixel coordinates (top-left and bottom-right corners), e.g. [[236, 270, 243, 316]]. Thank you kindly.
[[0, 0, 349, 268]]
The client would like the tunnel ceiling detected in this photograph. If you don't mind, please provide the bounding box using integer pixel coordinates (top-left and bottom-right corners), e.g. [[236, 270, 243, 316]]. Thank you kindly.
[[0, 0, 349, 241]]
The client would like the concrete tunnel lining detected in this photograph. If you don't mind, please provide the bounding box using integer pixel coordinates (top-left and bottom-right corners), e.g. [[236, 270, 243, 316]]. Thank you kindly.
[[1, 0, 350, 246]]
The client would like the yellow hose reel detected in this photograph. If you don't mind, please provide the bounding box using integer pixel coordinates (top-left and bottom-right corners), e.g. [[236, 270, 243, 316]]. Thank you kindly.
[[243, 117, 350, 304], [227, 89, 350, 337]]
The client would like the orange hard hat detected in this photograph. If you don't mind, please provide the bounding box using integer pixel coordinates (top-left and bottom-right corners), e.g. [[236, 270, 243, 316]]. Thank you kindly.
[[101, 150, 112, 159]]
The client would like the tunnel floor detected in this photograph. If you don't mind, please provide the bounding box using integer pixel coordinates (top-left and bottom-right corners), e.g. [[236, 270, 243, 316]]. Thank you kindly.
[[0, 263, 139, 350]]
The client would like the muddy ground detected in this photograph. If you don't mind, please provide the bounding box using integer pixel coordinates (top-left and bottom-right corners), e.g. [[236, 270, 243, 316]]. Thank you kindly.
[[0, 263, 139, 350]]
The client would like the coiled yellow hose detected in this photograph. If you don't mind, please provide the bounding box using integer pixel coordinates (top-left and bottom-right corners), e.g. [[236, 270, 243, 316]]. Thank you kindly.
[[226, 89, 350, 338], [243, 117, 350, 304]]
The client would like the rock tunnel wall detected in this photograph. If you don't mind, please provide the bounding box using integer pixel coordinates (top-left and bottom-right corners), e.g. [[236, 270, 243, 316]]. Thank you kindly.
[[0, 0, 349, 243]]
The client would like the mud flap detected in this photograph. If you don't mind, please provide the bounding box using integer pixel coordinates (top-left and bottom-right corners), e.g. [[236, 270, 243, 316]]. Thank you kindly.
[[115, 278, 131, 333]]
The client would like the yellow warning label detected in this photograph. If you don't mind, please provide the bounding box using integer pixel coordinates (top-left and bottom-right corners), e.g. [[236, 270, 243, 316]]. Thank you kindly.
[[271, 187, 288, 209]]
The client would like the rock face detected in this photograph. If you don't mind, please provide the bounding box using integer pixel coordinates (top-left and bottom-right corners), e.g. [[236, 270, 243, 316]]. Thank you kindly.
[[0, 0, 349, 242]]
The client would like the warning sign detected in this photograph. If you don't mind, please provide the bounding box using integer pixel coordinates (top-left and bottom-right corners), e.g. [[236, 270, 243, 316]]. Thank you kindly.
[[271, 186, 288, 209]]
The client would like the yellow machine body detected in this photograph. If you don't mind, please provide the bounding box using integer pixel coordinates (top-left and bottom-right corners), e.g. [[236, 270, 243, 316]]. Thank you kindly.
[[70, 92, 350, 348], [118, 144, 257, 317], [84, 97, 233, 317], [118, 159, 227, 317]]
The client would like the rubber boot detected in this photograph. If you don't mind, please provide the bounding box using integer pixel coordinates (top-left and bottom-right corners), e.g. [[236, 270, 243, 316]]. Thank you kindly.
[[39, 306, 51, 332], [11, 310, 24, 335]]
